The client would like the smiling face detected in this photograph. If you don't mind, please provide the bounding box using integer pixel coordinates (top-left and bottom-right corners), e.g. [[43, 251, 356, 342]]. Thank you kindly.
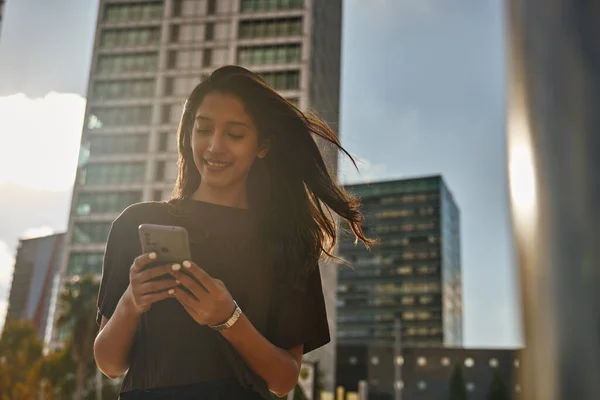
[[191, 91, 269, 197]]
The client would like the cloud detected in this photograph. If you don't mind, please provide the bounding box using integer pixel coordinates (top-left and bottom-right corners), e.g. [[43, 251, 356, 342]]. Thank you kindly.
[[0, 240, 16, 331], [21, 226, 56, 240], [0, 92, 86, 191], [339, 153, 388, 184]]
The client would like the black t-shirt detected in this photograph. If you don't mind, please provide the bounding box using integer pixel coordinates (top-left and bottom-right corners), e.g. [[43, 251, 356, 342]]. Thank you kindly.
[[96, 199, 330, 398]]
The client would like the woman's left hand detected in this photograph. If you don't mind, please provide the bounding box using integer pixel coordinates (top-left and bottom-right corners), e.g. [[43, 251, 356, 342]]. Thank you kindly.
[[169, 260, 236, 327]]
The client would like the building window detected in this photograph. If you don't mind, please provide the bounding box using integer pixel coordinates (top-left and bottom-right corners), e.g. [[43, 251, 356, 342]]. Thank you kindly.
[[104, 2, 163, 22], [203, 48, 213, 67], [417, 357, 427, 367], [67, 252, 104, 276], [75, 191, 142, 215], [92, 79, 155, 100], [441, 357, 451, 366], [164, 77, 174, 96], [100, 27, 160, 47], [240, 0, 303, 12], [260, 70, 300, 90], [238, 17, 302, 39], [87, 106, 152, 129], [159, 132, 178, 152], [205, 22, 214, 40], [97, 53, 158, 74], [237, 44, 301, 65], [161, 105, 172, 124], [170, 24, 180, 42], [72, 222, 112, 244], [172, 0, 182, 16], [514, 359, 520, 368], [370, 356, 379, 366], [417, 381, 427, 391], [89, 134, 148, 155], [465, 358, 475, 368], [466, 383, 475, 392], [395, 356, 404, 366], [80, 162, 146, 185], [207, 0, 216, 15], [155, 161, 166, 181], [348, 356, 357, 365], [167, 51, 177, 69]]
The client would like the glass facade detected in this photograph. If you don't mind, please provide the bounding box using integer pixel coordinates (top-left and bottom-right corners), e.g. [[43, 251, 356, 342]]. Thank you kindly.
[[337, 176, 462, 347], [238, 18, 302, 38], [100, 27, 161, 47], [240, 0, 304, 12], [67, 252, 104, 276], [75, 191, 142, 215], [104, 2, 164, 22], [237, 44, 302, 65], [260, 70, 300, 90], [79, 162, 146, 185], [72, 222, 112, 244]]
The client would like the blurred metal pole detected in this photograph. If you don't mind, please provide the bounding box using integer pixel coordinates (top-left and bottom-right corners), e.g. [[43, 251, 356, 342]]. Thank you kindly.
[[506, 1, 600, 399], [358, 380, 368, 400], [394, 317, 402, 400]]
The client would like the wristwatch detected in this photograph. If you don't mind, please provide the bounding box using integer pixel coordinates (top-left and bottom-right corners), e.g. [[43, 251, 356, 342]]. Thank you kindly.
[[209, 300, 242, 332]]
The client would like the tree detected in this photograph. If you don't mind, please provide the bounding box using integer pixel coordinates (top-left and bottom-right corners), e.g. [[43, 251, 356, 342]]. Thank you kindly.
[[449, 364, 468, 400], [41, 339, 120, 400], [487, 371, 508, 400], [0, 320, 44, 400], [55, 274, 100, 400]]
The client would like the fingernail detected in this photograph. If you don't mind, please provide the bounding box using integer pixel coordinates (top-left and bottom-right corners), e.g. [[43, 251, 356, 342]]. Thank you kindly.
[[149, 252, 157, 260], [175, 279, 180, 285], [171, 263, 181, 271], [183, 260, 191, 268], [168, 289, 175, 295]]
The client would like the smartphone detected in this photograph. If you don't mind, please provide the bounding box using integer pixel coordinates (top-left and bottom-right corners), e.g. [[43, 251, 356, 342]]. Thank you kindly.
[[138, 224, 192, 264]]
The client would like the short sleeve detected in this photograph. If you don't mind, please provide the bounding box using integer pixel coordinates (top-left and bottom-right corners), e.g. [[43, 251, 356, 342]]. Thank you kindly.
[[96, 213, 136, 326], [266, 263, 331, 354]]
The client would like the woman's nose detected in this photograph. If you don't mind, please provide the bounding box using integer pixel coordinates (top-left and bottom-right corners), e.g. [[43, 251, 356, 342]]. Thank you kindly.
[[207, 132, 226, 153]]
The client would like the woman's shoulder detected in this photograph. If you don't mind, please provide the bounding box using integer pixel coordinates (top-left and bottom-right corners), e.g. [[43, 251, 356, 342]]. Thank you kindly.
[[113, 201, 173, 228]]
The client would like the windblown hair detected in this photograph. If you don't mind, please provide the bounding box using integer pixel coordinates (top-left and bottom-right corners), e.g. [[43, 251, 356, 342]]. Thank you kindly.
[[170, 65, 373, 285]]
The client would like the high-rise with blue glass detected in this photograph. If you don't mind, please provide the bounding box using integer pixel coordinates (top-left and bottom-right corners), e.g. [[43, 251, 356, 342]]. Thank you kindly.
[[45, 0, 343, 391], [338, 176, 463, 348]]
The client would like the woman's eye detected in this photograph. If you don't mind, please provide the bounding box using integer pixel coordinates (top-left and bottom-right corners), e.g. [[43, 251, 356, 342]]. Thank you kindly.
[[196, 129, 211, 135], [229, 133, 244, 140]]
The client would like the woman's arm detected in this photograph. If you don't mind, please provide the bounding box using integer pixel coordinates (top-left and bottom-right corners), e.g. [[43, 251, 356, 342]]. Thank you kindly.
[[94, 288, 141, 378], [171, 261, 302, 396], [94, 254, 179, 378], [221, 314, 303, 397]]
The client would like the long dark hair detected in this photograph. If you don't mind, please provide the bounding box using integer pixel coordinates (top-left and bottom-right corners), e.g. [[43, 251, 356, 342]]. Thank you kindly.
[[170, 65, 373, 284]]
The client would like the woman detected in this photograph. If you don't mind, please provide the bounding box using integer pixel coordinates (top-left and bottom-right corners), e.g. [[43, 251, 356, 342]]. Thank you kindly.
[[94, 65, 372, 399]]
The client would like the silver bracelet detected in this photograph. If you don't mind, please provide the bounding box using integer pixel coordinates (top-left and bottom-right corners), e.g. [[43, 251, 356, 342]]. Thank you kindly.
[[209, 300, 242, 332]]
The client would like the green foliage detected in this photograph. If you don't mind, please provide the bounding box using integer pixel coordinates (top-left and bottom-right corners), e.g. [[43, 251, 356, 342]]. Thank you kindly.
[[449, 364, 468, 400], [0, 320, 44, 400], [487, 371, 508, 400]]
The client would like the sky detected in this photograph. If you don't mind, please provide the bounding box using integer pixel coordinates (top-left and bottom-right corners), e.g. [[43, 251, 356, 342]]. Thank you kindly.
[[0, 0, 521, 347]]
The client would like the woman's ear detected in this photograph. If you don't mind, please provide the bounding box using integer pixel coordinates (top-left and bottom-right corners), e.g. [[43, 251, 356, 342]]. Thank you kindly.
[[257, 139, 270, 159]]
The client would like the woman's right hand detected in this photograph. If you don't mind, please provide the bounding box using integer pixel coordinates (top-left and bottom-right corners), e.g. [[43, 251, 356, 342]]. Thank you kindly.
[[126, 252, 179, 315]]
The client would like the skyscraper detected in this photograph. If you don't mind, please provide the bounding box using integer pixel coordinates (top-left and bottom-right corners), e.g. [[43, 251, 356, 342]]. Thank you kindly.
[[47, 0, 343, 391], [337, 176, 462, 348], [0, 0, 6, 34], [4, 233, 64, 341]]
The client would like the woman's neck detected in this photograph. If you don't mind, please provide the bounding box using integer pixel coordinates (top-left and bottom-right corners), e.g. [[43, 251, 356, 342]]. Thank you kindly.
[[191, 183, 248, 209]]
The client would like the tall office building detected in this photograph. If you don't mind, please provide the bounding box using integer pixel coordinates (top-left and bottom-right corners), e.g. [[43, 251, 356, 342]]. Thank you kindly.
[[4, 233, 65, 341], [47, 0, 342, 391], [337, 176, 462, 348], [0, 0, 5, 34]]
